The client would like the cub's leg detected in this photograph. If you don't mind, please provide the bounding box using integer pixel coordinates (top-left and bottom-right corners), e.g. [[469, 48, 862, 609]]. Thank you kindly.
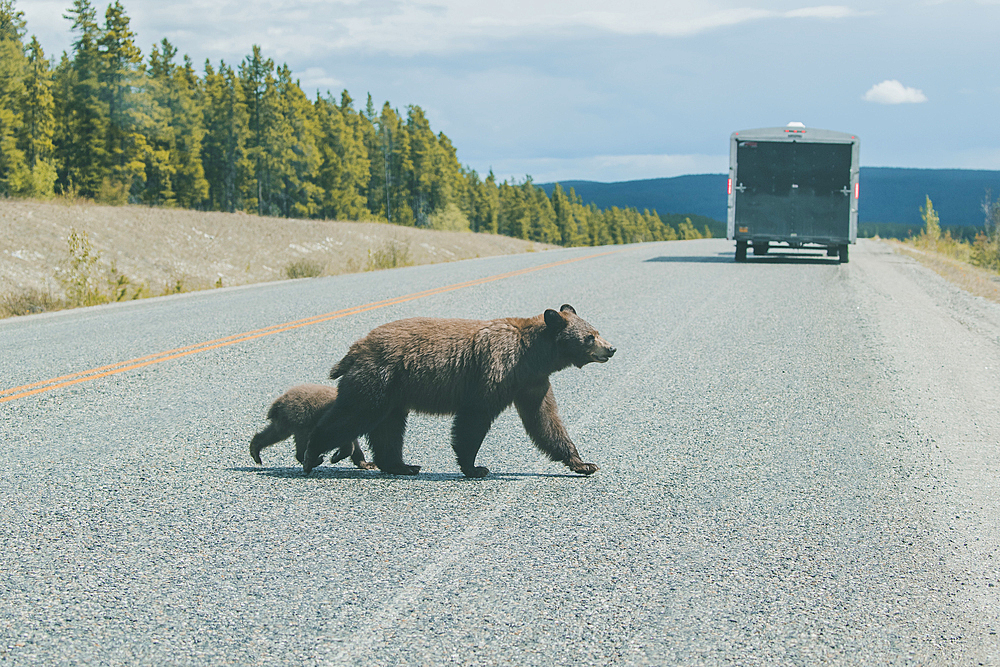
[[368, 407, 419, 475], [514, 382, 598, 475], [326, 438, 377, 470], [250, 421, 292, 465], [451, 409, 495, 478]]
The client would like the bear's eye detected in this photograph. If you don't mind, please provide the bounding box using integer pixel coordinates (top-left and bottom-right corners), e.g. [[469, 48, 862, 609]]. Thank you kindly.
[[585, 334, 595, 345]]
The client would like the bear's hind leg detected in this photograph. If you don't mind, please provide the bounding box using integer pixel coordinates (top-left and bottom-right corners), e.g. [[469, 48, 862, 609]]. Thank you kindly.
[[451, 410, 495, 478], [303, 404, 368, 474], [368, 407, 419, 475]]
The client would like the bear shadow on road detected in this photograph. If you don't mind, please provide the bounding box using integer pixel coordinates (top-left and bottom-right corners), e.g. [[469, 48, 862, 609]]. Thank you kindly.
[[230, 466, 588, 481]]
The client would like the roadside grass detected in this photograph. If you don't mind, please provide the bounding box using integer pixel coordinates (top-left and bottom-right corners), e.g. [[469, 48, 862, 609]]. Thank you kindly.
[[0, 287, 63, 317], [884, 195, 1000, 305], [887, 241, 1000, 305]]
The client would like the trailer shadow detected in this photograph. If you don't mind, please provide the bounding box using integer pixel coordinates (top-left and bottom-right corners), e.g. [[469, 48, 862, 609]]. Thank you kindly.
[[645, 251, 844, 265], [740, 252, 843, 265], [645, 254, 733, 263]]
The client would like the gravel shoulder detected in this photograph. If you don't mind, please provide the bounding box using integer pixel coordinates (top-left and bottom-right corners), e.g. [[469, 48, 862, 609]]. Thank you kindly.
[[852, 239, 1000, 659]]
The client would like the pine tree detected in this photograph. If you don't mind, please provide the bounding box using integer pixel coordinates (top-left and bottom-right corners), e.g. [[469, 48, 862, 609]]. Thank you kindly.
[[201, 60, 250, 212], [54, 0, 107, 196], [145, 40, 208, 208], [274, 64, 321, 217], [920, 195, 941, 242], [369, 102, 413, 224], [314, 91, 370, 220], [239, 45, 273, 215], [0, 0, 29, 196], [18, 35, 57, 196], [99, 0, 148, 201]]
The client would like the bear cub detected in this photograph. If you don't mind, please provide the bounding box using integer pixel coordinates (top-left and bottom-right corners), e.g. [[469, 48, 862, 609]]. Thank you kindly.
[[303, 304, 615, 477], [251, 384, 374, 469]]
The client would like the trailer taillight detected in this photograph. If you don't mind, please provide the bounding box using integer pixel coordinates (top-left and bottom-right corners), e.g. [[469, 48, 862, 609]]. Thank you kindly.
[[855, 183, 860, 199], [727, 178, 732, 195]]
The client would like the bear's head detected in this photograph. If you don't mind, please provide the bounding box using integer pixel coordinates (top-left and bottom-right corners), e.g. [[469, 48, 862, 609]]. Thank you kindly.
[[544, 304, 616, 368]]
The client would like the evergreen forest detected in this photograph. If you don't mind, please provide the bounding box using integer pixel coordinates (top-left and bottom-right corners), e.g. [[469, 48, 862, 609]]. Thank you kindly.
[[0, 0, 712, 247]]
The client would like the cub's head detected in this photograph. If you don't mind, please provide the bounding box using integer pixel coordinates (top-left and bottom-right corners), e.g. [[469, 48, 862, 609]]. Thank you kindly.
[[544, 304, 616, 368]]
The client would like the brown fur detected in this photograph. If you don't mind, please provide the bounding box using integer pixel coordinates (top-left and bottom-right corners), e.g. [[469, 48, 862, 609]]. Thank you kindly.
[[250, 384, 374, 469], [303, 304, 615, 477]]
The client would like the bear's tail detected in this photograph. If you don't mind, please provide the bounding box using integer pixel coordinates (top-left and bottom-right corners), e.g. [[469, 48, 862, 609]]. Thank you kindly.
[[329, 355, 353, 380]]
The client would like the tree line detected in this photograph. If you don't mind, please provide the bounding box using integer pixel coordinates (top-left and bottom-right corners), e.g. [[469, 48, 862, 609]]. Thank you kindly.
[[0, 0, 711, 246]]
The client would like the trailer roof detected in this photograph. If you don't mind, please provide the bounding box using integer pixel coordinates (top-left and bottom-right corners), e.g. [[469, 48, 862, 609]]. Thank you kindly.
[[730, 126, 857, 143]]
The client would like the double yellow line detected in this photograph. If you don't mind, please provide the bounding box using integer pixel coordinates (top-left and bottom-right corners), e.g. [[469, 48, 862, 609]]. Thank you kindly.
[[1, 249, 620, 404]]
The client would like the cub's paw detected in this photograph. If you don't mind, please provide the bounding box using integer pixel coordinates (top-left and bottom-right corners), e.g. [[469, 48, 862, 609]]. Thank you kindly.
[[462, 466, 490, 478], [569, 462, 599, 476], [357, 461, 378, 470]]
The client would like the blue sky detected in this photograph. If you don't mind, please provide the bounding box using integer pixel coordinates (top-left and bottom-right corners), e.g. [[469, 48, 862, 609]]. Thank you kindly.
[[16, 0, 1000, 183]]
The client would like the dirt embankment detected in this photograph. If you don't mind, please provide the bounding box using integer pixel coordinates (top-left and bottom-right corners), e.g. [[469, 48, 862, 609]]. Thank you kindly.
[[0, 199, 553, 307]]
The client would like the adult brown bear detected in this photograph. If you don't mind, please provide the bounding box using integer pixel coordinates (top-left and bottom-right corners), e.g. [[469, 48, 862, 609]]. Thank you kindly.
[[302, 304, 615, 477]]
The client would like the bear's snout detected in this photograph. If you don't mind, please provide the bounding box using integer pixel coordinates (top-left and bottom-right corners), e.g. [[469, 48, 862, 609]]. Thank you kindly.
[[590, 339, 615, 363]]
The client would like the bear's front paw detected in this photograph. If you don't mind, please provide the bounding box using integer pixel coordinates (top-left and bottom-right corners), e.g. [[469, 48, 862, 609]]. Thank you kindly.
[[357, 461, 378, 470], [569, 461, 599, 475], [461, 466, 490, 478]]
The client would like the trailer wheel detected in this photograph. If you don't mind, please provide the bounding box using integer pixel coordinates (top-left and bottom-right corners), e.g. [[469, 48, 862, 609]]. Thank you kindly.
[[838, 244, 849, 263], [735, 241, 747, 262]]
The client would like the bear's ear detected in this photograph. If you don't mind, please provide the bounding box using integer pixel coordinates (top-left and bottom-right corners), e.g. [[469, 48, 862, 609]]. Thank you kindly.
[[544, 308, 568, 329], [559, 304, 576, 315]]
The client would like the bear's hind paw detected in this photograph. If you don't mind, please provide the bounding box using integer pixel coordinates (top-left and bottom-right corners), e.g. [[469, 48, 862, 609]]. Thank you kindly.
[[380, 464, 421, 475], [461, 466, 490, 478]]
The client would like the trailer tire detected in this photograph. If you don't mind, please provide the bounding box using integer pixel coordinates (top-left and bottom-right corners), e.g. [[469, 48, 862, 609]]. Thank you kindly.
[[735, 241, 747, 262], [838, 244, 849, 263]]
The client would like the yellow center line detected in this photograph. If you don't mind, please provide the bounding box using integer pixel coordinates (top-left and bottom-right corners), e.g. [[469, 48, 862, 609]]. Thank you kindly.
[[2, 249, 622, 404]]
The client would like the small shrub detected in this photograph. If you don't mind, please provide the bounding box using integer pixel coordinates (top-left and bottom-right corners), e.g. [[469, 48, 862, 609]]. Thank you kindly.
[[95, 178, 128, 206], [367, 239, 412, 271], [284, 259, 324, 279], [427, 203, 471, 232], [57, 228, 108, 307]]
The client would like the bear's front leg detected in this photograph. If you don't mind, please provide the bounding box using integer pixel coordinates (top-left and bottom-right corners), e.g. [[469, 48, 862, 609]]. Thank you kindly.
[[514, 382, 598, 476]]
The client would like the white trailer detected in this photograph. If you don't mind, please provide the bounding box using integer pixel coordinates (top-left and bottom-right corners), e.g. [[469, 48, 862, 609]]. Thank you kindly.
[[727, 123, 859, 262]]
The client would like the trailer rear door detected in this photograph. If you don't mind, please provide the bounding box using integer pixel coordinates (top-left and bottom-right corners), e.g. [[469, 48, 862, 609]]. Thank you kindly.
[[735, 140, 853, 241]]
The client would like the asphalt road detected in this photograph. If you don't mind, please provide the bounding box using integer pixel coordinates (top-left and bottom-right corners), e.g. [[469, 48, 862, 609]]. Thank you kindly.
[[2, 239, 999, 666]]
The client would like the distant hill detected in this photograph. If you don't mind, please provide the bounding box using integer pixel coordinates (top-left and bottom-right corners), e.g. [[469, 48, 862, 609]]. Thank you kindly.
[[541, 168, 1000, 232]]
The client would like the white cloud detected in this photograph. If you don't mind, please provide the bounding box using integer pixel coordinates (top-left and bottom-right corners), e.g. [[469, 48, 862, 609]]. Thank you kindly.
[[863, 79, 928, 104], [17, 0, 863, 61]]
